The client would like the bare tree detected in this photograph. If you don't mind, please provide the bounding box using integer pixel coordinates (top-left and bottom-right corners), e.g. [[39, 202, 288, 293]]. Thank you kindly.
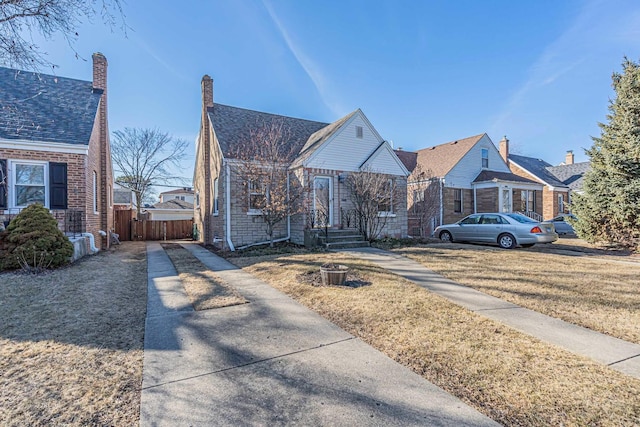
[[406, 164, 440, 237], [344, 168, 402, 241], [111, 128, 188, 217], [0, 0, 125, 70], [232, 118, 307, 247]]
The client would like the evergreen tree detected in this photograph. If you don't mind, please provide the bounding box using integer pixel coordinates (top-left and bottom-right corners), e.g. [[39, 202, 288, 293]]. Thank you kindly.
[[572, 58, 640, 248]]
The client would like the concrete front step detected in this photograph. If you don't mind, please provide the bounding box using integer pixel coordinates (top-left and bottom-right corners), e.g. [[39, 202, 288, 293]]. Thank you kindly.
[[319, 234, 366, 244], [325, 240, 370, 250]]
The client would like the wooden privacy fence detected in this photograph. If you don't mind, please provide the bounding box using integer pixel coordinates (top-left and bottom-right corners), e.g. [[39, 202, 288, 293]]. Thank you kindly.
[[114, 210, 193, 241]]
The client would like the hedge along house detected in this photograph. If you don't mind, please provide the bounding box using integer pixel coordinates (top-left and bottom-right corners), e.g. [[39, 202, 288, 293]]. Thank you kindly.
[[398, 133, 542, 236], [0, 53, 114, 252], [193, 76, 409, 250]]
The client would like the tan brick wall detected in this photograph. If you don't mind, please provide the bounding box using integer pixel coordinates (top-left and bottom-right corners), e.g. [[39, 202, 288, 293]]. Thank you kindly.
[[476, 188, 498, 213]]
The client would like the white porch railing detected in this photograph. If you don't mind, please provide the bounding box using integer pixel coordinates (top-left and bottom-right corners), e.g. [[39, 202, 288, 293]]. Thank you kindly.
[[516, 211, 543, 222]]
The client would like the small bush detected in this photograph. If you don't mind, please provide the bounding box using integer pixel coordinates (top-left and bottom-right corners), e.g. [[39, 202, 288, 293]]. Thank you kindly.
[[2, 204, 73, 271]]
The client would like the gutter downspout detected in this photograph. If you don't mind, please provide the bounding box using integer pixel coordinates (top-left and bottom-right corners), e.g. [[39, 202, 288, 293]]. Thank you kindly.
[[81, 232, 100, 253], [439, 178, 444, 227], [287, 171, 291, 241], [473, 185, 477, 213], [225, 162, 235, 251]]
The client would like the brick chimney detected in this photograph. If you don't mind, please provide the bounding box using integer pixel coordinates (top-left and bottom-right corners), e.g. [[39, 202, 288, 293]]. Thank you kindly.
[[200, 75, 213, 245], [565, 150, 574, 165], [91, 52, 112, 249], [202, 74, 213, 109], [499, 136, 509, 164]]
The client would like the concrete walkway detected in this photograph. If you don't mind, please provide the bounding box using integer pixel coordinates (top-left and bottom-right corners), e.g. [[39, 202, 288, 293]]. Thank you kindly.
[[140, 242, 499, 426], [343, 247, 640, 379]]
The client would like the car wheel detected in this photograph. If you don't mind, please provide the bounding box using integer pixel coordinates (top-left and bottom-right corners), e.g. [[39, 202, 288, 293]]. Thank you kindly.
[[498, 233, 516, 249], [521, 243, 535, 248], [439, 230, 453, 242]]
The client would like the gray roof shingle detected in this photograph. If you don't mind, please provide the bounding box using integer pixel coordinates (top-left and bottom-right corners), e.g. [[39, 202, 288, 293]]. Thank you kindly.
[[208, 104, 329, 159], [508, 154, 568, 188], [0, 66, 101, 145], [546, 162, 590, 191]]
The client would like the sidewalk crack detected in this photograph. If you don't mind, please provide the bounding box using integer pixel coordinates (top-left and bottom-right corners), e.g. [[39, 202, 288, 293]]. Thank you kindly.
[[142, 336, 356, 390], [608, 353, 640, 367]]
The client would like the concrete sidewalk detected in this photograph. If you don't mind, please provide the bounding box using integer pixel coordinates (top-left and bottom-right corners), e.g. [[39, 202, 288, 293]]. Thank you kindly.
[[343, 247, 640, 379], [140, 242, 499, 426]]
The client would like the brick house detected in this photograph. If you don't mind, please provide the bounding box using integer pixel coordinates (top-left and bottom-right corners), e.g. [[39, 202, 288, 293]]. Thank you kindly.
[[193, 76, 408, 249], [397, 133, 542, 236], [0, 53, 114, 251], [502, 140, 590, 220]]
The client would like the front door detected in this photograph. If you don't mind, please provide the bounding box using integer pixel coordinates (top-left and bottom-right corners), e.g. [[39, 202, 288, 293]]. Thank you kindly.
[[501, 187, 512, 213], [314, 176, 333, 227]]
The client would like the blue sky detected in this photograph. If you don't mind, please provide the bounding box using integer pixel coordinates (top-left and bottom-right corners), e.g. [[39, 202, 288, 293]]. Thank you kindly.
[[23, 0, 640, 196]]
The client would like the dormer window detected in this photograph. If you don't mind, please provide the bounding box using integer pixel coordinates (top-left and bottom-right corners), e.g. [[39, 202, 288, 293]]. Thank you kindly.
[[481, 148, 489, 168], [356, 126, 363, 139]]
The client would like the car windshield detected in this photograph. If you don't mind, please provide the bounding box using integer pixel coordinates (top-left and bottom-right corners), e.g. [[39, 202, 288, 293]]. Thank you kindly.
[[504, 213, 537, 224]]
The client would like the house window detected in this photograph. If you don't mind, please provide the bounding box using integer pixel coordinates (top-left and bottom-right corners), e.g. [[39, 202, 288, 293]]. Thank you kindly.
[[213, 178, 219, 215], [108, 185, 112, 208], [412, 190, 424, 214], [453, 188, 462, 213], [377, 179, 393, 214], [248, 180, 266, 212], [195, 192, 200, 208], [13, 161, 47, 207], [93, 171, 98, 213], [481, 148, 489, 168], [521, 190, 536, 212], [558, 194, 565, 213], [356, 126, 363, 139]]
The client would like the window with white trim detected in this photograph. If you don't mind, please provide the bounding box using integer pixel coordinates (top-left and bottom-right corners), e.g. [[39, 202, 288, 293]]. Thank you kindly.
[[13, 161, 47, 207], [558, 194, 565, 213], [521, 190, 536, 212], [248, 179, 266, 212], [453, 188, 462, 213], [377, 179, 393, 214], [481, 148, 489, 168]]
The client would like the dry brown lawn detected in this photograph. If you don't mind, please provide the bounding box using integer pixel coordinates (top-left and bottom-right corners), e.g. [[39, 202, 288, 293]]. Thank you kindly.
[[231, 251, 640, 426], [161, 243, 247, 310], [0, 242, 147, 426], [390, 241, 640, 344]]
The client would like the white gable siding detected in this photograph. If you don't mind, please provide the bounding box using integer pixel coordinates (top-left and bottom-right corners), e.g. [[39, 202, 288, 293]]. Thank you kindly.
[[361, 145, 408, 176], [306, 114, 382, 172], [444, 135, 510, 188]]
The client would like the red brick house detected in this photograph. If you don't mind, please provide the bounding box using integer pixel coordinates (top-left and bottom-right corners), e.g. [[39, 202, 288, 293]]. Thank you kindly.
[[502, 139, 590, 220], [0, 53, 114, 251], [397, 134, 542, 236], [193, 75, 408, 250]]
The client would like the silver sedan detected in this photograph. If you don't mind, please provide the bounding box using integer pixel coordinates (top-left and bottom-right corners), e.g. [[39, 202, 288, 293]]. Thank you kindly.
[[433, 213, 558, 249]]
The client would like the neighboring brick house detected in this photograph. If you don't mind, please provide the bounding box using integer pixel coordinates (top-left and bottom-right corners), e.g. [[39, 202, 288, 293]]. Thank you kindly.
[[0, 53, 114, 250], [397, 133, 542, 236], [193, 75, 408, 250], [502, 140, 590, 220]]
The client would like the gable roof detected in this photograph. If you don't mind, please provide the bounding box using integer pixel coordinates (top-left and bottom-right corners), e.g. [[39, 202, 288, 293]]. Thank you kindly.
[[473, 170, 540, 185], [394, 150, 418, 173], [546, 161, 590, 191], [0, 66, 102, 145], [161, 188, 194, 195], [509, 154, 568, 188], [207, 104, 328, 158], [414, 133, 486, 177], [150, 199, 194, 210]]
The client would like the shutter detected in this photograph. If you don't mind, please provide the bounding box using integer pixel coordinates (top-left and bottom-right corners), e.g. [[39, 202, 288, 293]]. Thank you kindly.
[[49, 162, 68, 209], [0, 159, 6, 209]]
